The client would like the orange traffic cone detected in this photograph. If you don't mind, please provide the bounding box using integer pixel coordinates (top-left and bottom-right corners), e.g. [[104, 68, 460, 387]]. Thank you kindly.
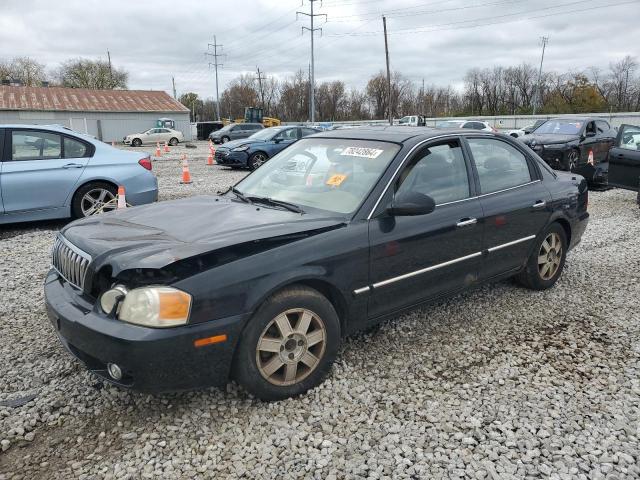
[[180, 155, 193, 184], [207, 146, 215, 166], [155, 142, 162, 157], [164, 142, 170, 153], [117, 186, 126, 209]]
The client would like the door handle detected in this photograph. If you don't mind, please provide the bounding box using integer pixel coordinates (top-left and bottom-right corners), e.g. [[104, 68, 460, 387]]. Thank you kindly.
[[532, 200, 546, 209], [62, 163, 83, 169], [456, 218, 477, 227]]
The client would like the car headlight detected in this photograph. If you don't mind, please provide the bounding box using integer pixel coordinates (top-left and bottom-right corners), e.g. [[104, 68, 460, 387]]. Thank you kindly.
[[117, 286, 192, 328], [232, 146, 249, 152]]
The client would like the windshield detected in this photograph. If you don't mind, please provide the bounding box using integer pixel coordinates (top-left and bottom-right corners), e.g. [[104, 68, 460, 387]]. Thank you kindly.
[[534, 120, 583, 135], [436, 120, 464, 129], [234, 138, 401, 215], [218, 124, 234, 132], [249, 128, 283, 141], [398, 116, 412, 124]]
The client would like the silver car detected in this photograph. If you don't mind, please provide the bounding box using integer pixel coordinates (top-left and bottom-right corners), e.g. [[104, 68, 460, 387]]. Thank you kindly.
[[123, 128, 184, 147], [209, 123, 264, 144], [1, 124, 158, 224]]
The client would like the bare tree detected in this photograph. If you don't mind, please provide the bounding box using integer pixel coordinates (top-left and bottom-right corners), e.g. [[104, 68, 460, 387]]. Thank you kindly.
[[56, 58, 127, 89], [2, 56, 47, 86]]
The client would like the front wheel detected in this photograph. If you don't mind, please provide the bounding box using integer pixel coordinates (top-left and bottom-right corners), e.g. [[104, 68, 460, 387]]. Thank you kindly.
[[221, 136, 230, 144], [516, 223, 568, 290], [248, 152, 268, 170], [132, 138, 142, 147], [168, 137, 179, 146], [564, 149, 579, 171], [233, 286, 340, 401]]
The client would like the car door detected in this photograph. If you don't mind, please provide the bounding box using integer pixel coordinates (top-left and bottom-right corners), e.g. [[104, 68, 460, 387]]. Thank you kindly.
[[595, 120, 615, 163], [230, 125, 244, 140], [1, 129, 89, 213], [579, 121, 600, 165], [464, 136, 552, 280], [273, 128, 299, 152], [608, 124, 640, 191], [367, 137, 484, 318]]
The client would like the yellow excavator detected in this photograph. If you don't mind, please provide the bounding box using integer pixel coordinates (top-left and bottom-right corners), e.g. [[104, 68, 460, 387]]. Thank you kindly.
[[225, 107, 280, 127]]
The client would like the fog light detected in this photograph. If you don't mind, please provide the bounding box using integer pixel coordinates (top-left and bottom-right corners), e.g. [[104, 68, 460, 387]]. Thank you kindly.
[[107, 363, 123, 381]]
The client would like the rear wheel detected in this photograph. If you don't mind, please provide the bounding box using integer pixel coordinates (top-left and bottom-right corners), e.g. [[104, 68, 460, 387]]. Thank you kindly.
[[72, 182, 117, 218], [168, 137, 179, 146], [132, 138, 142, 147], [516, 223, 567, 290], [233, 286, 340, 401]]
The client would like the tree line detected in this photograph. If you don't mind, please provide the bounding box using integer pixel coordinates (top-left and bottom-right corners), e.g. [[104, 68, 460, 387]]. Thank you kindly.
[[182, 55, 640, 123], [0, 56, 128, 89]]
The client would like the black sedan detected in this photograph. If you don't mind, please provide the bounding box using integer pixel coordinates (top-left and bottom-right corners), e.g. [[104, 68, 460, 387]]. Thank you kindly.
[[44, 127, 589, 400], [520, 117, 616, 185]]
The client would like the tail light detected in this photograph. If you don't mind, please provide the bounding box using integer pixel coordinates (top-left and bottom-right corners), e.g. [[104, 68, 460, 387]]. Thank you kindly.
[[138, 156, 152, 171]]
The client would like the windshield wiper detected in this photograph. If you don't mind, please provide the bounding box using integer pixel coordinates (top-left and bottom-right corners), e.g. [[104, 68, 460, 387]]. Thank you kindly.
[[230, 187, 252, 204], [246, 195, 304, 214]]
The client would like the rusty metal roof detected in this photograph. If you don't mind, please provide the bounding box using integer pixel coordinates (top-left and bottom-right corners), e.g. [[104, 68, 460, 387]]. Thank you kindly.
[[0, 86, 189, 113]]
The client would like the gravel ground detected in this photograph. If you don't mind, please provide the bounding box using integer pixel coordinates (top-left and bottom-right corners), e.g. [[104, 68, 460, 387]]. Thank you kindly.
[[0, 142, 639, 479]]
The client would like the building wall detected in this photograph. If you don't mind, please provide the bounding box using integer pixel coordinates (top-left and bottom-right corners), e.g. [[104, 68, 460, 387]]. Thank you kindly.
[[0, 111, 192, 142]]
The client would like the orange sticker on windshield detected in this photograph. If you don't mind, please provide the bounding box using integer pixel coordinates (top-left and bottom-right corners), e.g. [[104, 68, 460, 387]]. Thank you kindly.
[[326, 174, 347, 186]]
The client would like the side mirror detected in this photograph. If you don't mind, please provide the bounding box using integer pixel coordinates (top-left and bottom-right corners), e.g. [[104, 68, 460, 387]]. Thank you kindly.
[[387, 192, 436, 216], [585, 131, 596, 138], [274, 137, 283, 144]]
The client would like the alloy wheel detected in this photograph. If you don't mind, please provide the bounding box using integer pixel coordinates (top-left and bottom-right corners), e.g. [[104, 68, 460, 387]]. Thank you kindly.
[[538, 232, 563, 280], [256, 308, 326, 386], [251, 153, 267, 169], [80, 188, 116, 217], [567, 150, 579, 171]]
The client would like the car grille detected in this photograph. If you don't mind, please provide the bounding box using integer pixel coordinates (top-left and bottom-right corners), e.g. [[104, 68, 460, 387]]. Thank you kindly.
[[215, 149, 228, 161], [51, 235, 92, 290]]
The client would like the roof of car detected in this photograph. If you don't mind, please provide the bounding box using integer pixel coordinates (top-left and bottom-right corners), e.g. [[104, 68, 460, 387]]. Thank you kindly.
[[313, 125, 441, 143]]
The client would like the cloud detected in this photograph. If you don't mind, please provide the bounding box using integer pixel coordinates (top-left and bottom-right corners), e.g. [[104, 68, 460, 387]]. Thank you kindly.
[[0, 0, 636, 98]]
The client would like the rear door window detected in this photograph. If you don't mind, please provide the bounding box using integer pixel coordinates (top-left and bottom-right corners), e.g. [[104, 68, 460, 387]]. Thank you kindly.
[[11, 130, 62, 161], [467, 138, 533, 194], [63, 137, 89, 158]]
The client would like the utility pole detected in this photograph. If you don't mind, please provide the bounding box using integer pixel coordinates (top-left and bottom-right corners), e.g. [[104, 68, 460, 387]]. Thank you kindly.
[[255, 67, 266, 110], [383, 16, 392, 125], [532, 36, 548, 116], [107, 50, 113, 88], [298, 1, 326, 123], [205, 36, 224, 121], [172, 77, 176, 99], [308, 63, 312, 122]]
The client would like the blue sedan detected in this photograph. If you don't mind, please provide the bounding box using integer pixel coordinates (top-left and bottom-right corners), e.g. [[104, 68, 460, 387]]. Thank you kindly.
[[214, 126, 321, 170], [0, 124, 158, 224]]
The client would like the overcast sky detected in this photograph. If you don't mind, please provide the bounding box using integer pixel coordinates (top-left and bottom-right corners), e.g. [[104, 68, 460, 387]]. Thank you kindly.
[[1, 0, 638, 99]]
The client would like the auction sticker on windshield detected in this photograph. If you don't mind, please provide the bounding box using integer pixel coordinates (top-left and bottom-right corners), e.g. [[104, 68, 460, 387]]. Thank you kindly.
[[340, 147, 384, 159], [326, 174, 347, 186]]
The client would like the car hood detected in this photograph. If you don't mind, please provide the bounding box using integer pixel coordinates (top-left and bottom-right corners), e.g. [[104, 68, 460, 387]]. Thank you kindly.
[[218, 138, 266, 149], [521, 133, 578, 145], [60, 196, 346, 275]]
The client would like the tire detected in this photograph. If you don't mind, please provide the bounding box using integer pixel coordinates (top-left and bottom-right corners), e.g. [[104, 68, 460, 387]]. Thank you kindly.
[[510, 133, 519, 138], [248, 152, 268, 170], [564, 149, 579, 172], [516, 223, 568, 290], [131, 138, 142, 147], [221, 136, 230, 144], [168, 137, 179, 146], [71, 182, 118, 219], [233, 286, 341, 401]]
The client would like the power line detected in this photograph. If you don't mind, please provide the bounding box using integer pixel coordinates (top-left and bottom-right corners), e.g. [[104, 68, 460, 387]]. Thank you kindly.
[[204, 36, 224, 120], [532, 36, 549, 116], [325, 0, 638, 36], [297, 0, 327, 123]]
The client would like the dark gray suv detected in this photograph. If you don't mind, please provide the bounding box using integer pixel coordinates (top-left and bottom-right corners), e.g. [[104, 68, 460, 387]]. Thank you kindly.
[[209, 123, 264, 144]]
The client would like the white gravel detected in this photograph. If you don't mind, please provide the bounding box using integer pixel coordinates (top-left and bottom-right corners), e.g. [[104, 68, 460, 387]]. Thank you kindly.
[[1, 142, 639, 479]]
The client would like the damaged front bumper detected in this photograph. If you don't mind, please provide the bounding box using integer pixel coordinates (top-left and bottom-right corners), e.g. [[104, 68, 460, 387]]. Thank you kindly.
[[44, 269, 247, 392]]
